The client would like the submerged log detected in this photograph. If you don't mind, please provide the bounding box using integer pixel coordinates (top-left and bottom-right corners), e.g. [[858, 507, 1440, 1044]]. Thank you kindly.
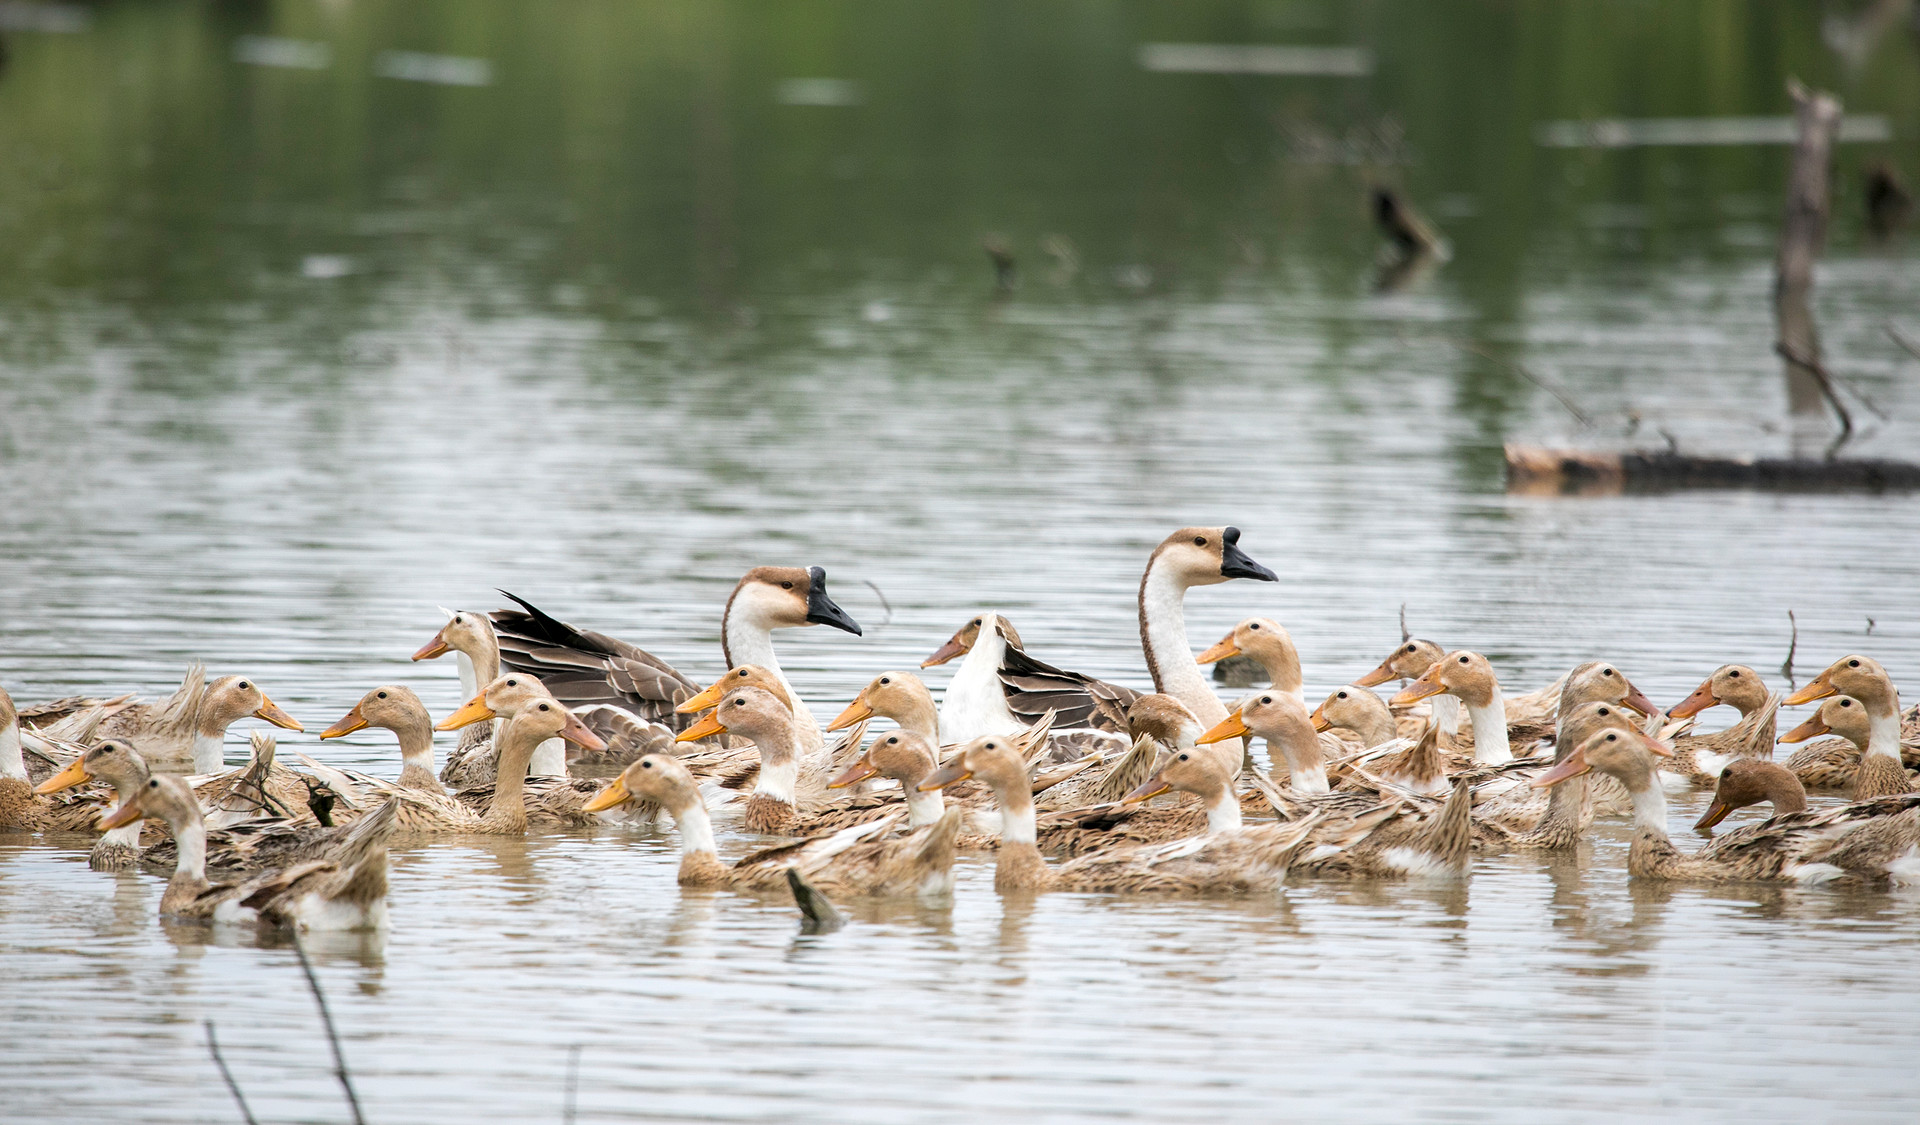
[[1505, 444, 1920, 495]]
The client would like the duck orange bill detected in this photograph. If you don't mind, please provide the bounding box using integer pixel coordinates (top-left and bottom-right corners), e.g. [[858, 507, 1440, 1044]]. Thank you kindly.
[[560, 713, 607, 752], [1621, 681, 1660, 718], [827, 756, 878, 789], [319, 703, 368, 740], [1780, 713, 1831, 743], [826, 698, 873, 732], [1784, 673, 1836, 707], [581, 775, 631, 813], [675, 711, 728, 743], [1636, 731, 1675, 758], [253, 696, 304, 732], [674, 682, 727, 714], [411, 630, 451, 661], [435, 694, 496, 731], [1308, 703, 1332, 733], [98, 802, 145, 831], [1353, 658, 1399, 689], [1197, 710, 1250, 745], [34, 758, 93, 795], [1693, 798, 1737, 832], [1121, 773, 1171, 803], [1667, 679, 1718, 720], [1390, 670, 1446, 707], [1195, 634, 1240, 665], [1530, 749, 1591, 788], [918, 760, 972, 791], [920, 635, 968, 668]]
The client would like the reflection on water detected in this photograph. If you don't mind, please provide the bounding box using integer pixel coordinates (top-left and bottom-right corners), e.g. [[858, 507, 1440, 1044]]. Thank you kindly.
[[2, 1, 1920, 1121]]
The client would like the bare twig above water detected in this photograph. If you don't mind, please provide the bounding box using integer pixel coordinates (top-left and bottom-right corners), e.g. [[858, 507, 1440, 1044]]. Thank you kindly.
[[1398, 603, 1409, 644], [296, 942, 367, 1125], [205, 1021, 260, 1125], [1775, 342, 1854, 459], [1452, 340, 1596, 428], [1782, 610, 1799, 689], [861, 579, 893, 628], [1887, 324, 1920, 364], [1867, 617, 1876, 635]]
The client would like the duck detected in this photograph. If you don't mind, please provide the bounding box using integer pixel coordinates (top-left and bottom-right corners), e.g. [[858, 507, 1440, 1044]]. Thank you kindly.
[[1534, 725, 1920, 885], [918, 734, 1325, 894], [1496, 698, 1648, 849], [320, 686, 446, 793], [1200, 692, 1335, 795], [674, 684, 824, 834], [1663, 664, 1780, 785], [1778, 694, 1920, 794], [1694, 760, 1808, 834], [825, 730, 951, 829], [435, 684, 617, 831], [583, 753, 962, 898], [1309, 686, 1398, 750], [88, 667, 304, 774], [33, 739, 154, 868], [412, 606, 570, 778], [1785, 656, 1912, 800], [1, 684, 50, 830], [828, 671, 940, 742], [1194, 617, 1305, 704], [101, 774, 397, 929], [1356, 639, 1569, 743], [920, 611, 1138, 752], [1388, 651, 1523, 766], [1134, 526, 1278, 760]]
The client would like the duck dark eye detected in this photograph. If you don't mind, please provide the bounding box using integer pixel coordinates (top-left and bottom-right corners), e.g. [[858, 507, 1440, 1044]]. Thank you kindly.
[[880, 678, 890, 685], [377, 691, 388, 699], [538, 704, 550, 712], [1260, 696, 1272, 704], [1602, 669, 1614, 677], [239, 681, 250, 689], [641, 761, 652, 769], [506, 679, 517, 686], [1178, 753, 1189, 761], [1405, 645, 1416, 653], [1728, 670, 1740, 677], [1458, 656, 1469, 664], [985, 742, 997, 750], [148, 779, 159, 788], [1598, 707, 1611, 715], [1249, 623, 1261, 631], [1337, 691, 1348, 699], [971, 618, 981, 626], [1849, 659, 1861, 667]]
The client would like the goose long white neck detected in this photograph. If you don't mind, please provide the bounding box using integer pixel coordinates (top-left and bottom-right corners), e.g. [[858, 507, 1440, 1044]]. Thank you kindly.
[[0, 723, 23, 782], [1140, 565, 1231, 749], [722, 593, 823, 759], [1465, 688, 1511, 765], [670, 799, 718, 857]]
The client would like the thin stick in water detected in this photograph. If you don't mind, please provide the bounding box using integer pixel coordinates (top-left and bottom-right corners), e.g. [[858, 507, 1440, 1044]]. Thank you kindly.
[[1398, 603, 1409, 644], [1781, 610, 1799, 688], [563, 1044, 582, 1125], [205, 1021, 260, 1125], [296, 942, 367, 1125]]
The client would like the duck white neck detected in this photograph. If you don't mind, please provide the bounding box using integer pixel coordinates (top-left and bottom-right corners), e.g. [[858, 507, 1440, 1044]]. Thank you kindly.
[[1464, 689, 1511, 765], [1204, 789, 1243, 834], [997, 787, 1037, 845], [1430, 693, 1461, 736], [392, 718, 444, 792], [172, 818, 210, 883], [1625, 771, 1669, 842], [190, 732, 226, 774], [751, 727, 800, 804], [905, 786, 945, 828], [670, 799, 719, 857], [940, 623, 1021, 742], [0, 724, 24, 782], [1271, 734, 1328, 795], [1866, 702, 1904, 763]]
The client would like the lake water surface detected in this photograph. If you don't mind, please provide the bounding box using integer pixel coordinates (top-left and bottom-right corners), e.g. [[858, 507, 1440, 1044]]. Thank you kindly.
[[3, 3, 1919, 1121]]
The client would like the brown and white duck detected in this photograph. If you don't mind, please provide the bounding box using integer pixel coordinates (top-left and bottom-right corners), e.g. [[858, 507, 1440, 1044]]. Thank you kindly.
[[33, 739, 155, 868], [1786, 656, 1911, 800], [1694, 760, 1809, 835], [85, 667, 304, 774], [1663, 664, 1780, 786], [435, 684, 616, 831], [1195, 617, 1305, 704]]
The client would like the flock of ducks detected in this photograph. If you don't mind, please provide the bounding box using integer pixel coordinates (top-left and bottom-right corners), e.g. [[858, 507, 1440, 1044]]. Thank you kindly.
[[4, 526, 1920, 934]]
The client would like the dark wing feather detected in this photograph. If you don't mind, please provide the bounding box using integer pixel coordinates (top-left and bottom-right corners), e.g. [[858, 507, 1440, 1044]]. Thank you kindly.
[[490, 592, 701, 729], [997, 645, 1141, 732]]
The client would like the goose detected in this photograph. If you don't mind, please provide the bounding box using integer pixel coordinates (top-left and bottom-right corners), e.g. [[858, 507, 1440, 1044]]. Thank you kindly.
[[1534, 725, 1920, 885], [1694, 760, 1809, 834], [583, 753, 961, 898], [1135, 526, 1277, 760], [86, 667, 303, 774], [918, 734, 1325, 894], [1780, 696, 1920, 792], [1786, 656, 1910, 799], [435, 685, 616, 832], [1663, 664, 1780, 785], [1194, 617, 1304, 703], [101, 774, 397, 929], [920, 612, 1138, 751], [674, 685, 823, 834], [33, 739, 154, 868]]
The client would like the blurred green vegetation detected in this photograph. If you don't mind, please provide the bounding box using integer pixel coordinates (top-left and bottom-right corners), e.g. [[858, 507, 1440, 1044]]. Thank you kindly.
[[0, 0, 1911, 336]]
